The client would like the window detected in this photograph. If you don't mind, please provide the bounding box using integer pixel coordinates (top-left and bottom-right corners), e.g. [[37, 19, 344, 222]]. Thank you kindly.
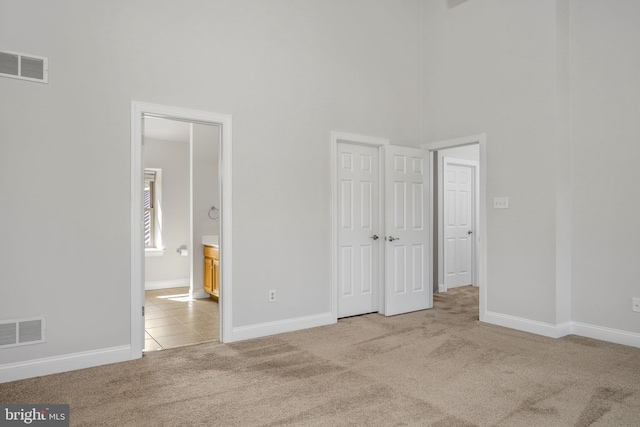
[[144, 169, 163, 255]]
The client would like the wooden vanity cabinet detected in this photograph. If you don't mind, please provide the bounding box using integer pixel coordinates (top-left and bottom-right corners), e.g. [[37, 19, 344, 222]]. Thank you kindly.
[[203, 246, 219, 300]]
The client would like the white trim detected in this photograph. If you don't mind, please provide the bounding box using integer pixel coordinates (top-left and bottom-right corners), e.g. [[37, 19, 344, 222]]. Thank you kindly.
[[0, 346, 130, 384], [422, 133, 486, 152], [191, 289, 209, 300], [131, 102, 233, 360], [230, 312, 334, 342], [483, 312, 640, 349], [571, 322, 640, 349], [438, 283, 446, 293], [330, 132, 389, 320], [145, 249, 165, 257], [484, 311, 568, 339], [331, 132, 389, 147], [422, 133, 487, 321], [144, 279, 190, 291]]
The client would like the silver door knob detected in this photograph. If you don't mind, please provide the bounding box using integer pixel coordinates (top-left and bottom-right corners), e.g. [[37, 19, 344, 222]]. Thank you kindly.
[[386, 236, 399, 242], [370, 235, 379, 240], [467, 230, 473, 235]]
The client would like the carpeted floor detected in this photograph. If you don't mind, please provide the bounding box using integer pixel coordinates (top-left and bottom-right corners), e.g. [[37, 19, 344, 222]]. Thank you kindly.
[[2, 286, 639, 426]]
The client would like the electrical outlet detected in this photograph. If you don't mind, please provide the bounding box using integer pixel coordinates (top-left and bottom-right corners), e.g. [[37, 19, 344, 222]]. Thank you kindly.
[[632, 297, 640, 313], [494, 197, 509, 209], [268, 290, 276, 303]]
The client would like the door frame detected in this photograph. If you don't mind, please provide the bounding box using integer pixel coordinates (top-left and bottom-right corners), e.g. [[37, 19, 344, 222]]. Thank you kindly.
[[440, 157, 479, 292], [331, 132, 388, 320], [130, 101, 233, 358], [422, 133, 487, 322]]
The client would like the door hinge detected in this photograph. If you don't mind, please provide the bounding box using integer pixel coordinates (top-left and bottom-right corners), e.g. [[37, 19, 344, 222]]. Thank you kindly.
[[142, 306, 145, 316]]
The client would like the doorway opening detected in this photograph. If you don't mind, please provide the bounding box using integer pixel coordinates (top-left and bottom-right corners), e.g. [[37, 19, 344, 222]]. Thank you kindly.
[[423, 134, 487, 322], [436, 146, 479, 292], [130, 102, 233, 359], [141, 117, 220, 351]]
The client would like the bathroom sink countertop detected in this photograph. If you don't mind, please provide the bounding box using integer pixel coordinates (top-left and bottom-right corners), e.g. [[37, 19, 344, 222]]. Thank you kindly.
[[202, 235, 219, 247]]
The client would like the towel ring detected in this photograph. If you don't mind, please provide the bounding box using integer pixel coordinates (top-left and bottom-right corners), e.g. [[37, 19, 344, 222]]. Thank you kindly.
[[208, 206, 219, 220]]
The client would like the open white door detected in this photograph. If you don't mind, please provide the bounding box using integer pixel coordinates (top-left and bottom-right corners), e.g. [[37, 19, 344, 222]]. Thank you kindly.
[[337, 143, 380, 317], [384, 145, 431, 316], [443, 159, 475, 289]]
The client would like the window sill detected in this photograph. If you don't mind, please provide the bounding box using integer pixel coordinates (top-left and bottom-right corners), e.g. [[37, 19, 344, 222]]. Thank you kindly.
[[145, 248, 165, 257]]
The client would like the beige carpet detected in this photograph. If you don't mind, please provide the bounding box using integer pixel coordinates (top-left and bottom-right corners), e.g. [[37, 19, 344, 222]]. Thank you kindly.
[[2, 286, 639, 426]]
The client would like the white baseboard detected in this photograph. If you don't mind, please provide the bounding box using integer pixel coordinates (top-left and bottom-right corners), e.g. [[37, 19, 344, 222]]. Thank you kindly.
[[3, 314, 637, 384], [191, 289, 209, 299], [438, 283, 446, 293], [484, 311, 566, 338], [0, 345, 132, 384], [483, 311, 640, 348], [229, 312, 335, 342], [571, 321, 640, 348], [145, 278, 189, 291]]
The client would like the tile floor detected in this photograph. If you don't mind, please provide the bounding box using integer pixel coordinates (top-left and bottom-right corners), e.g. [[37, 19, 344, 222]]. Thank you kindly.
[[144, 287, 219, 351]]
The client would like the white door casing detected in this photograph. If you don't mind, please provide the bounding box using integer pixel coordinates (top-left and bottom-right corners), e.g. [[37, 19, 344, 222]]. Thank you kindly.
[[384, 145, 431, 316], [131, 101, 233, 357], [337, 143, 380, 317], [443, 160, 475, 288]]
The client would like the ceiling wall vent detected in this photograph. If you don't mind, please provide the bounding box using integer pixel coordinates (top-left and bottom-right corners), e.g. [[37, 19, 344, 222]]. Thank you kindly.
[[0, 50, 48, 83], [0, 317, 46, 348]]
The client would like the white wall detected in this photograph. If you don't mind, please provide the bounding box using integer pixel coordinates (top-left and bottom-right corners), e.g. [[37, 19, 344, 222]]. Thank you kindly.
[[423, 0, 559, 324], [0, 0, 422, 367], [569, 0, 640, 333], [192, 124, 220, 298], [143, 137, 190, 286]]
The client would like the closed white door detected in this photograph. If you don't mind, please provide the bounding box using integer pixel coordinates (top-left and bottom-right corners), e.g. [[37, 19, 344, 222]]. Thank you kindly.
[[444, 161, 474, 288], [337, 143, 380, 318], [384, 145, 431, 316]]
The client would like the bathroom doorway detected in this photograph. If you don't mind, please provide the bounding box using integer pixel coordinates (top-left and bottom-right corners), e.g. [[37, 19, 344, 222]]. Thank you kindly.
[[142, 117, 221, 351], [130, 102, 233, 357]]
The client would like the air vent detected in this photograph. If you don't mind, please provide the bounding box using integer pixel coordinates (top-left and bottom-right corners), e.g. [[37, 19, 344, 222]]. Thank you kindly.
[[0, 317, 45, 348], [0, 50, 48, 83]]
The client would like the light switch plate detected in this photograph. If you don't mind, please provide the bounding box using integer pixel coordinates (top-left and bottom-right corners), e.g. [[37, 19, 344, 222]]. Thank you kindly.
[[494, 197, 509, 209]]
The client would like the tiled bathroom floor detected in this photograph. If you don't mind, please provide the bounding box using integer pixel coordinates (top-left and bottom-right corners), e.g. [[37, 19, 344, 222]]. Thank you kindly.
[[144, 287, 219, 351]]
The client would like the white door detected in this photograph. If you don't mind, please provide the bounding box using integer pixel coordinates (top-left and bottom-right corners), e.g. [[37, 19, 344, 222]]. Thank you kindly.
[[337, 143, 380, 317], [384, 145, 431, 316], [443, 161, 474, 288]]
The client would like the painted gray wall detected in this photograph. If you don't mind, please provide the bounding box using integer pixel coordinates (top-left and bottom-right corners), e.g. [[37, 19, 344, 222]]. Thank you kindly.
[[143, 137, 190, 285], [569, 0, 640, 333], [0, 0, 422, 364]]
